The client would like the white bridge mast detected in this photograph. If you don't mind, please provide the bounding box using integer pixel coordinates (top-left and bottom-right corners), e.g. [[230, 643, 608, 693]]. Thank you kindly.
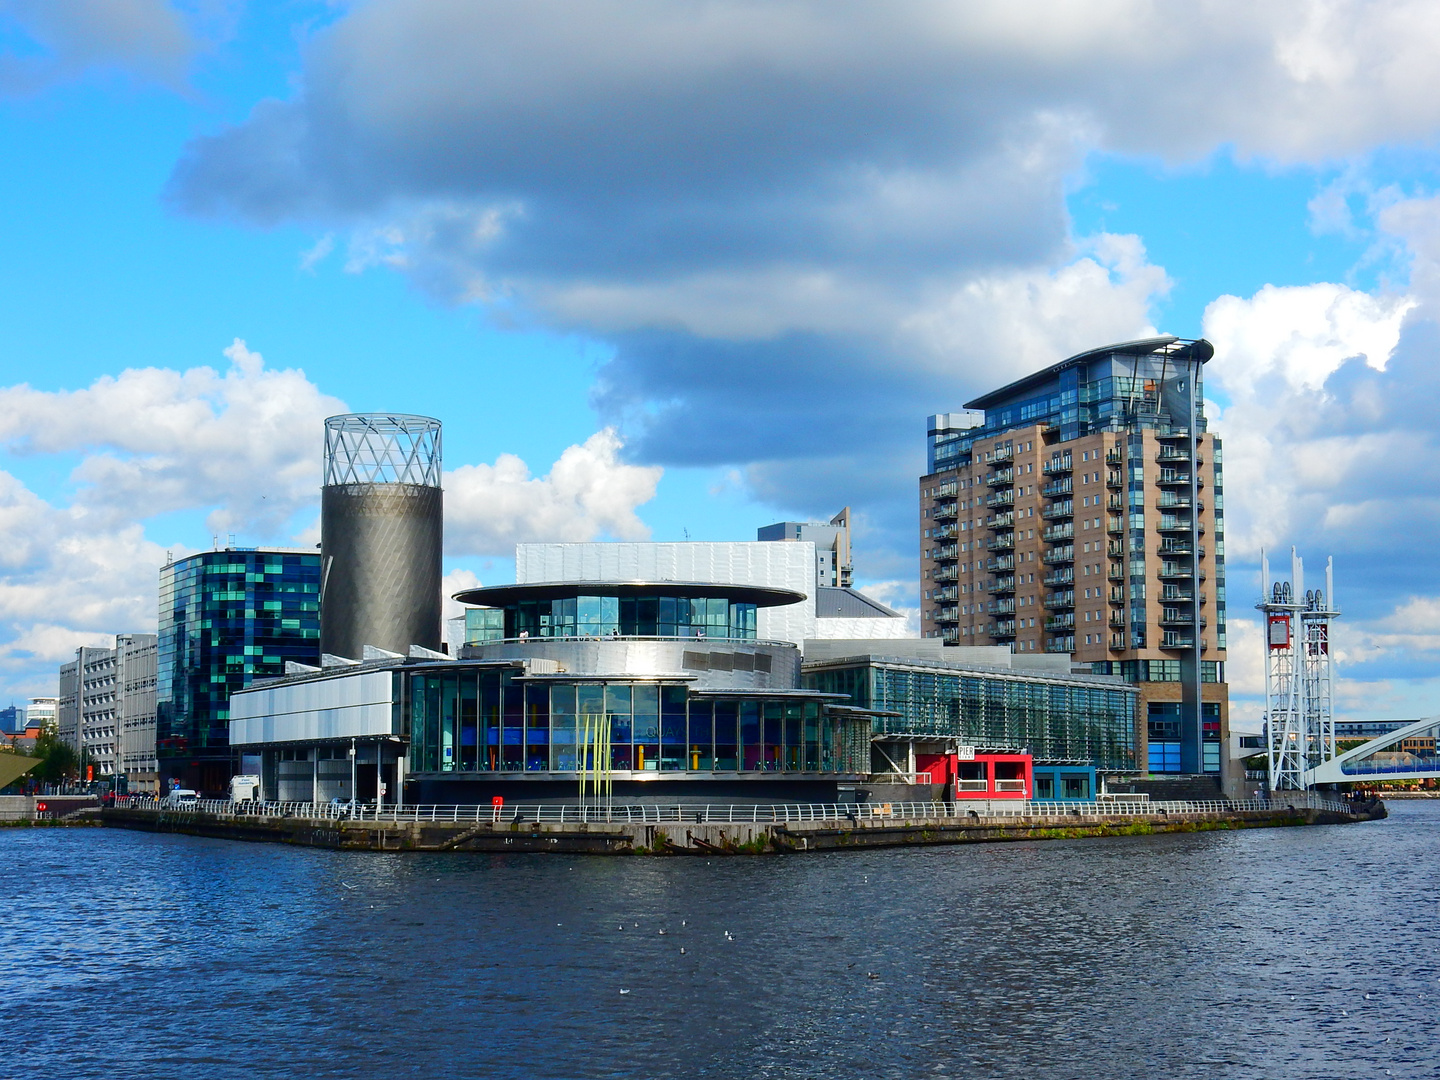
[[1258, 549, 1340, 791]]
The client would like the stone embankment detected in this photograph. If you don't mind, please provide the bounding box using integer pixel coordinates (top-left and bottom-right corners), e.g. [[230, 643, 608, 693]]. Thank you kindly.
[[99, 798, 1386, 854]]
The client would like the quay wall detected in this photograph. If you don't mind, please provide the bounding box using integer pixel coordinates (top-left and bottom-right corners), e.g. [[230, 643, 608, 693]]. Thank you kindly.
[[98, 800, 1386, 855]]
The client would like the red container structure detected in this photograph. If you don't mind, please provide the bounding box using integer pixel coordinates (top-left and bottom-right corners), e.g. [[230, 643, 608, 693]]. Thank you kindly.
[[914, 751, 1032, 800]]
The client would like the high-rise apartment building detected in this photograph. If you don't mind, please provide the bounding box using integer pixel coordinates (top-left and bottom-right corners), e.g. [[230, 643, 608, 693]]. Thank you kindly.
[[157, 547, 322, 794], [920, 336, 1228, 785]]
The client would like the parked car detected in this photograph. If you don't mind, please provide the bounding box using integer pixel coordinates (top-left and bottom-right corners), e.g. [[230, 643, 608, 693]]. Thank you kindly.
[[165, 788, 199, 806]]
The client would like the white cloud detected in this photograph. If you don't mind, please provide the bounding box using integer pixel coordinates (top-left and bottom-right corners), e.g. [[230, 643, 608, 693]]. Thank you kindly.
[[0, 339, 348, 539], [445, 429, 662, 557], [440, 568, 481, 623]]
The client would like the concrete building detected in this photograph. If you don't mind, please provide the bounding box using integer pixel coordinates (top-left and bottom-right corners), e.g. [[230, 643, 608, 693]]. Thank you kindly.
[[57, 644, 120, 779], [158, 547, 322, 795], [758, 508, 854, 588], [920, 336, 1229, 788], [116, 634, 159, 794]]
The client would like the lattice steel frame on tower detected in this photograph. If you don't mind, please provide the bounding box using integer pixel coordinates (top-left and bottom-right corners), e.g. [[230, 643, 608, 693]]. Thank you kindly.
[[323, 414, 442, 487]]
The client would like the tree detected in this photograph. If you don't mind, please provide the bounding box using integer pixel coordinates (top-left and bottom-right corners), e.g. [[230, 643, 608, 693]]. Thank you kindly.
[[28, 732, 80, 783]]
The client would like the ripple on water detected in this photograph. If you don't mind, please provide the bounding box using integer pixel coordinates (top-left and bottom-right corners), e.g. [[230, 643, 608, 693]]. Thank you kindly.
[[2, 804, 1436, 1079]]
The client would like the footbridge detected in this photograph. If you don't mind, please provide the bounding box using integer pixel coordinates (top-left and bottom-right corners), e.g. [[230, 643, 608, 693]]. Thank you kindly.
[[1308, 715, 1440, 785]]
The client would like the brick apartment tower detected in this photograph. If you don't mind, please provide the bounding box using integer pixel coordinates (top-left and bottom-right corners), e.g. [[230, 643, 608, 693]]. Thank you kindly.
[[919, 337, 1229, 786]]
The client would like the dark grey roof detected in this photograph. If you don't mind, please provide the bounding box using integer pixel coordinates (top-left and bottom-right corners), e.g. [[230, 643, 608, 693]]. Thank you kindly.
[[816, 587, 901, 619]]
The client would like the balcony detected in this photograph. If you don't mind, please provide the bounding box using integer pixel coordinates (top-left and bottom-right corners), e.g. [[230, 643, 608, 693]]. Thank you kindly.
[[934, 481, 959, 498], [932, 523, 958, 540], [935, 606, 959, 623], [1156, 470, 1192, 487], [1042, 522, 1074, 542], [1042, 500, 1074, 520], [990, 446, 1014, 463], [1109, 612, 1126, 628], [993, 619, 1016, 639], [992, 575, 1015, 594], [1106, 517, 1125, 534], [1044, 545, 1075, 565], [1105, 447, 1123, 465], [988, 534, 1015, 550], [1158, 538, 1194, 555], [1109, 633, 1126, 650], [1158, 563, 1192, 580], [1043, 568, 1074, 586], [985, 468, 1015, 487], [940, 627, 961, 643], [1042, 456, 1073, 476], [1157, 495, 1193, 510], [1046, 635, 1075, 653], [1041, 477, 1072, 497], [987, 511, 1014, 529], [1161, 631, 1197, 649], [1156, 447, 1191, 463], [1109, 587, 1125, 604], [1045, 590, 1075, 610], [1106, 470, 1123, 488], [1107, 539, 1125, 557], [1160, 610, 1207, 628], [985, 490, 1015, 508], [1157, 428, 1191, 441], [1045, 614, 1075, 631], [932, 566, 958, 583], [1157, 516, 1191, 533], [934, 544, 958, 560], [988, 599, 1016, 615], [933, 585, 959, 602], [1107, 495, 1125, 512], [987, 554, 1015, 571], [1161, 588, 1195, 603], [932, 501, 959, 521], [1108, 565, 1124, 582]]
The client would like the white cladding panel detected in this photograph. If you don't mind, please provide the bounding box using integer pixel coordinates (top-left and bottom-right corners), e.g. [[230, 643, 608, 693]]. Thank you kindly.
[[515, 542, 817, 646], [229, 669, 396, 746], [814, 616, 911, 640]]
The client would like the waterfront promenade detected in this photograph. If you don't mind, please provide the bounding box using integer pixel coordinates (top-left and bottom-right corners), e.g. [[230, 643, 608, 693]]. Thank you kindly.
[[96, 793, 1382, 854]]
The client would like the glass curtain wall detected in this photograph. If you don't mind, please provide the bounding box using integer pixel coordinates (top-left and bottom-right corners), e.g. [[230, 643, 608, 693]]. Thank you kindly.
[[408, 669, 835, 774], [466, 597, 759, 642]]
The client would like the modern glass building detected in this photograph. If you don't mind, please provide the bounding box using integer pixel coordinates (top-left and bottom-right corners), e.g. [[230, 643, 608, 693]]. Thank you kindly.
[[157, 547, 322, 794], [802, 651, 1138, 772], [921, 335, 1228, 786]]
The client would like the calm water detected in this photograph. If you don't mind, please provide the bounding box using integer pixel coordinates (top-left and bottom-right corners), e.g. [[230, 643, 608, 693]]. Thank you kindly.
[[4, 804, 1439, 1080]]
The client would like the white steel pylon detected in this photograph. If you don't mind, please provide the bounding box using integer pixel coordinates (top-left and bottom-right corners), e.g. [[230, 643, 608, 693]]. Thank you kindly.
[[1258, 549, 1340, 790]]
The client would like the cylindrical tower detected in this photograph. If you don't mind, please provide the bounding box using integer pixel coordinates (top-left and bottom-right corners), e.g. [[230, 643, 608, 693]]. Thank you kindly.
[[320, 413, 443, 658]]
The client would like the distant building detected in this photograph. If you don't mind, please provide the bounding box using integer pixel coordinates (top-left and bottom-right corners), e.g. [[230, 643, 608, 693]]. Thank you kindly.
[[157, 547, 322, 795], [758, 508, 854, 588], [920, 336, 1229, 788], [116, 634, 159, 794], [0, 706, 21, 736], [27, 696, 57, 736]]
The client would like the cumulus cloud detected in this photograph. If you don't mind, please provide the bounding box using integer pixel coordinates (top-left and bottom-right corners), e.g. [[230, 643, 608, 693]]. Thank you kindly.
[[0, 339, 347, 538], [445, 429, 662, 557]]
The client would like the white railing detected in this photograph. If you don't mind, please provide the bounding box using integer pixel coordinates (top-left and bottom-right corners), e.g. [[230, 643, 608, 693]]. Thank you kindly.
[[114, 792, 1357, 825]]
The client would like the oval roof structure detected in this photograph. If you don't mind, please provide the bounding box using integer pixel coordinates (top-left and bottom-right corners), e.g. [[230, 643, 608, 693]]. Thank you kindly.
[[453, 580, 808, 608]]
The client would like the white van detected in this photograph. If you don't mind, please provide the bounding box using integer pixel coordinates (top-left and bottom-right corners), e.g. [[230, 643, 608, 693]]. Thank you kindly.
[[166, 788, 199, 806]]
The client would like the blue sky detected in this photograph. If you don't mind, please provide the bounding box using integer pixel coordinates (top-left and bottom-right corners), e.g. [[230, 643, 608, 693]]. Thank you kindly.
[[3, 1, 1440, 724]]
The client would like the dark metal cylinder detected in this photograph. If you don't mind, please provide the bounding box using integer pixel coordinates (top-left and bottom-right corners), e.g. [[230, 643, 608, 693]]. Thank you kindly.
[[320, 414, 443, 658]]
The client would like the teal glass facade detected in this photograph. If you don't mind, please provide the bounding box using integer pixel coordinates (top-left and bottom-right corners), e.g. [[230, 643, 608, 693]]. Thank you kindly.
[[406, 667, 859, 775], [465, 595, 758, 642], [157, 549, 322, 788], [803, 661, 1137, 770]]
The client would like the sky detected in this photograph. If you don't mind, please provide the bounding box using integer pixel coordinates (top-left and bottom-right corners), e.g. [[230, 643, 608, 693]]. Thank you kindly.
[[2, 1, 1440, 726]]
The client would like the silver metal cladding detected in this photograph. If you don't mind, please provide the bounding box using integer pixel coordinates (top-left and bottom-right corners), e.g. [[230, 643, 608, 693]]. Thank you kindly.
[[321, 413, 443, 658]]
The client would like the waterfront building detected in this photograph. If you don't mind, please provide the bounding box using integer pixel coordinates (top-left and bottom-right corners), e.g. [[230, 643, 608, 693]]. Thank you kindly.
[[157, 547, 322, 795], [56, 645, 120, 778], [801, 641, 1137, 796], [116, 634, 159, 794], [920, 336, 1228, 787], [231, 579, 870, 804], [758, 508, 854, 588]]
